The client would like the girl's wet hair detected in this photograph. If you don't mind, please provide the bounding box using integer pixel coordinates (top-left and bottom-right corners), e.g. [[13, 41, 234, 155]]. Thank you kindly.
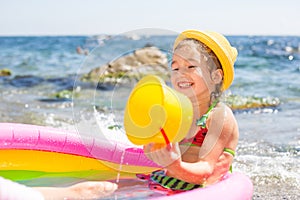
[[174, 39, 224, 102]]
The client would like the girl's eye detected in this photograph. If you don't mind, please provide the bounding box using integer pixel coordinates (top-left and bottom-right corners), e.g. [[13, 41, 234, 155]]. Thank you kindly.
[[172, 66, 197, 71]]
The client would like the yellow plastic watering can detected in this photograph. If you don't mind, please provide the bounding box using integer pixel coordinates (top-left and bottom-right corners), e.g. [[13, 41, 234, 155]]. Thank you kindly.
[[124, 75, 193, 145]]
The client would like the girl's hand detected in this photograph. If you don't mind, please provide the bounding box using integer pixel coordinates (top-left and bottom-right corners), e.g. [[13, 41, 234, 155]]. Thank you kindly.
[[207, 151, 234, 183], [143, 143, 182, 168]]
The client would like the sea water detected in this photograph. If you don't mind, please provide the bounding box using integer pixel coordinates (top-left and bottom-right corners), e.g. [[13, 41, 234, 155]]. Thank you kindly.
[[0, 34, 299, 199]]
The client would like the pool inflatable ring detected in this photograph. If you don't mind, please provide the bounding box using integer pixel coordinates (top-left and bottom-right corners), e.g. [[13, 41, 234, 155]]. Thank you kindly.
[[0, 122, 159, 182], [0, 123, 253, 199]]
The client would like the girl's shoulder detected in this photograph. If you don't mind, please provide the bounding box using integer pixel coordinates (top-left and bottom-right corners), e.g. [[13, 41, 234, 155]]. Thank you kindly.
[[212, 102, 233, 114], [208, 102, 236, 124], [207, 102, 238, 137]]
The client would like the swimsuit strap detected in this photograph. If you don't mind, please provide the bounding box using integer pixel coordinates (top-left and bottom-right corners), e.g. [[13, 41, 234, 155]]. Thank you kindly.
[[180, 100, 218, 146], [196, 100, 218, 128]]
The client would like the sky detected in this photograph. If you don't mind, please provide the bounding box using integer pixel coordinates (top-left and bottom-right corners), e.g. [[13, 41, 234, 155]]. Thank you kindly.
[[0, 0, 300, 36]]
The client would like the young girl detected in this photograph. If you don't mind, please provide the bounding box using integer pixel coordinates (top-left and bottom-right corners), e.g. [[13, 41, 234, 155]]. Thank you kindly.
[[1, 30, 238, 198], [143, 30, 239, 191]]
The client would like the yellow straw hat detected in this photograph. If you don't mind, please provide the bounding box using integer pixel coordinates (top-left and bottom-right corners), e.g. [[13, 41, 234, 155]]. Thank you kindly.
[[174, 30, 238, 90]]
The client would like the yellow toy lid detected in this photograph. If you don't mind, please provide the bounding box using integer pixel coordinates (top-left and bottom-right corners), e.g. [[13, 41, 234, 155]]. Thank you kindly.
[[124, 75, 193, 145]]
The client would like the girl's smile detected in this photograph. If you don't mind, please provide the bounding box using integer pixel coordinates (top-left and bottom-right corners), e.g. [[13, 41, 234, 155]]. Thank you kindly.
[[177, 81, 194, 89]]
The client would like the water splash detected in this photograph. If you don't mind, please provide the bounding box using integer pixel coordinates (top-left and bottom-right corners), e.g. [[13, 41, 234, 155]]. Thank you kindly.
[[235, 141, 300, 200], [116, 150, 126, 184], [93, 106, 132, 145]]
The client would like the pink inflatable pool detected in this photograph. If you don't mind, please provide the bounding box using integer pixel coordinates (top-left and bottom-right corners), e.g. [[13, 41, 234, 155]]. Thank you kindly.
[[0, 123, 253, 199]]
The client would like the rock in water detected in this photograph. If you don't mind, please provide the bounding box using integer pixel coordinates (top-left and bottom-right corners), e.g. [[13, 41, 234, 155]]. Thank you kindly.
[[81, 46, 170, 87]]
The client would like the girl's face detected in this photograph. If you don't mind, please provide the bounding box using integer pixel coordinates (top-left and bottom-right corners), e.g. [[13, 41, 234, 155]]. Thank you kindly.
[[171, 45, 214, 103]]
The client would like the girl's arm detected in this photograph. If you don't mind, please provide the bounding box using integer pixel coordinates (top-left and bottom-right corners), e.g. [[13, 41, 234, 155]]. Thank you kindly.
[[144, 104, 238, 185]]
